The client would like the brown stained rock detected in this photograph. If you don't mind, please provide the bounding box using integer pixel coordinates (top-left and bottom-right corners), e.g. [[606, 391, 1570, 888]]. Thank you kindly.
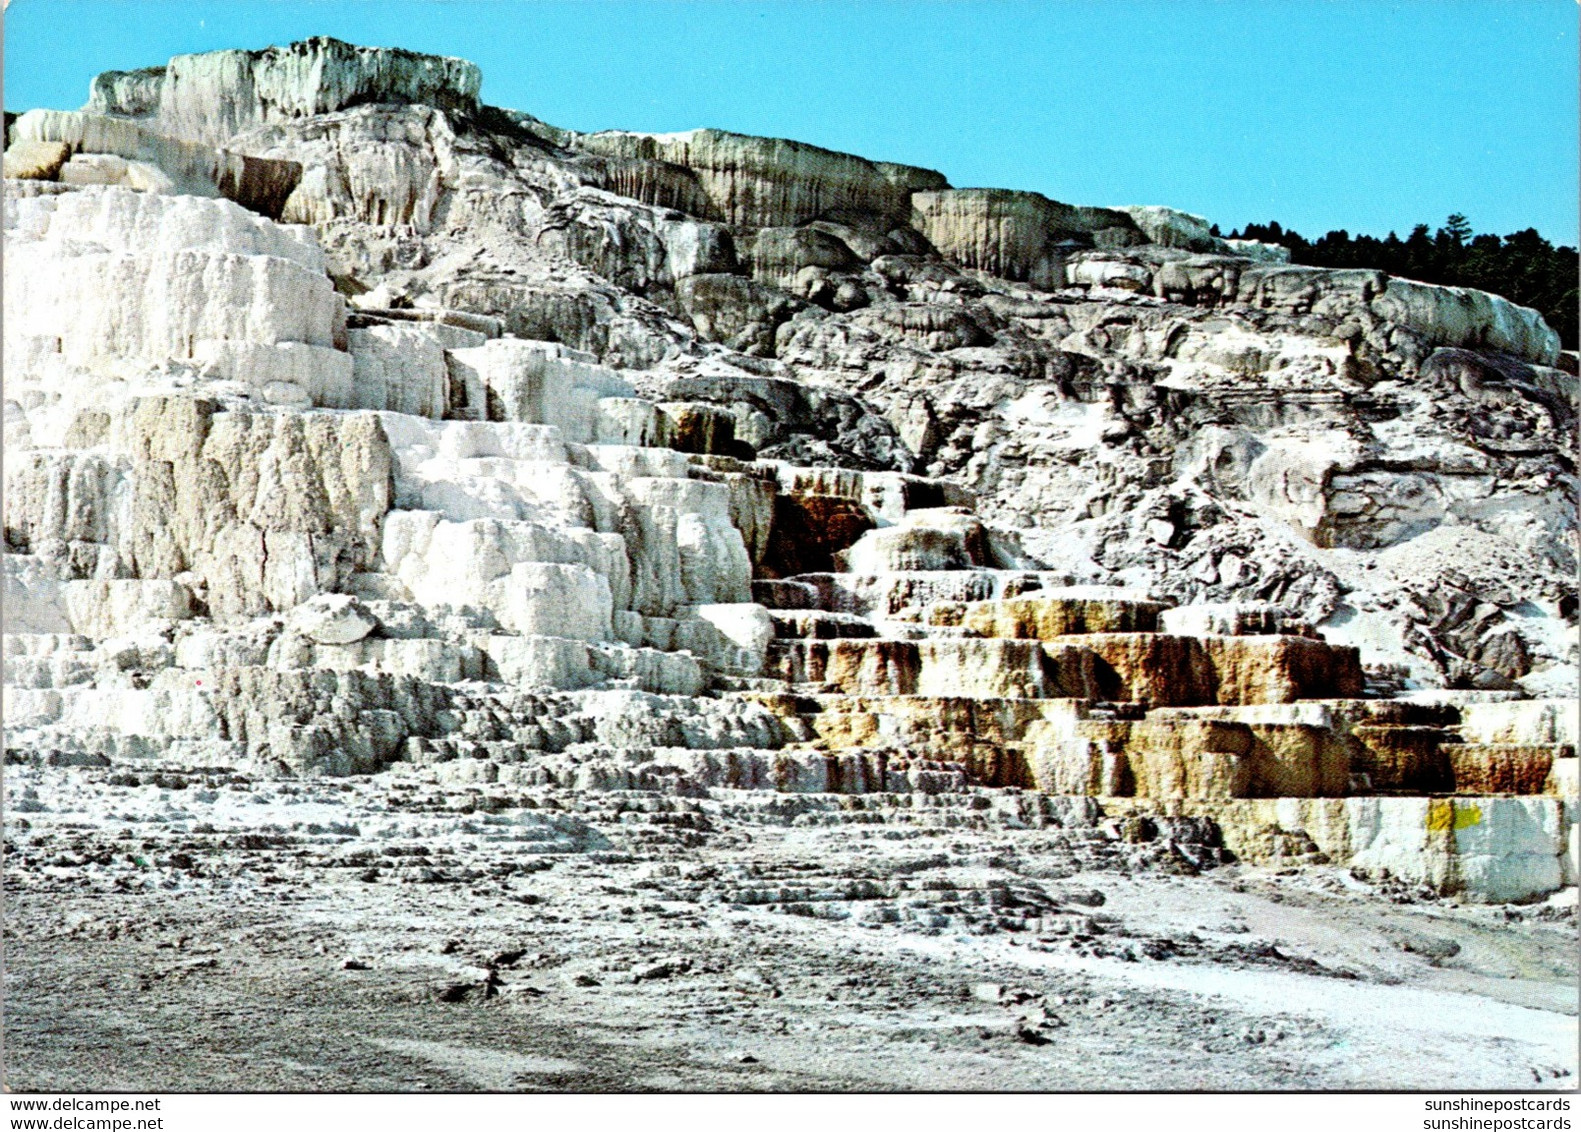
[[824, 695, 1067, 746], [823, 750, 894, 794], [767, 639, 920, 695], [1444, 744, 1564, 795], [1036, 643, 1108, 700], [3, 139, 71, 181], [656, 402, 748, 458], [1055, 634, 1217, 707], [799, 695, 1068, 787], [1320, 699, 1461, 729], [1200, 636, 1365, 704], [808, 708, 883, 750], [928, 595, 1166, 638], [771, 633, 1105, 701], [760, 494, 875, 578], [1351, 725, 1454, 793], [1028, 712, 1347, 800], [961, 744, 1036, 789], [767, 637, 1097, 700], [1242, 722, 1351, 798], [733, 690, 821, 723], [917, 639, 1079, 699], [1025, 718, 1135, 796], [916, 622, 1359, 711]]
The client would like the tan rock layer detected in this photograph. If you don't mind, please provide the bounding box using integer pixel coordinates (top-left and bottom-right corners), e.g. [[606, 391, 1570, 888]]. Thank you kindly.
[[926, 595, 1165, 637], [1198, 635, 1366, 704], [769, 633, 1360, 707], [1033, 716, 1350, 800]]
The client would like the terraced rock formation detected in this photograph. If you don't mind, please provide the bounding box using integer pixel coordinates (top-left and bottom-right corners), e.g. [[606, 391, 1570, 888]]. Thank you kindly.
[[4, 36, 1576, 919]]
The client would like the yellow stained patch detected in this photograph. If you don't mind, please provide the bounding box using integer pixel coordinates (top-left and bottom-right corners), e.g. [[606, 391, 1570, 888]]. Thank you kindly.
[[1429, 799, 1484, 832]]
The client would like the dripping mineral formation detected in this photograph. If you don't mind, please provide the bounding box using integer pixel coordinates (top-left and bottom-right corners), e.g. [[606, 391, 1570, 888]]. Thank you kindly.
[[4, 39, 1576, 1090]]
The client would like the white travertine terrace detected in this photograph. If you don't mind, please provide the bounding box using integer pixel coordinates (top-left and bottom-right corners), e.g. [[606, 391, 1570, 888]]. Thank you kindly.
[[3, 39, 1574, 903]]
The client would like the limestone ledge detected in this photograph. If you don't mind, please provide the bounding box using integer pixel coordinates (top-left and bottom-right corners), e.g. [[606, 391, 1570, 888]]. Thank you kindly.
[[575, 127, 949, 231], [766, 633, 1362, 705], [9, 110, 302, 217], [1105, 795, 1574, 904]]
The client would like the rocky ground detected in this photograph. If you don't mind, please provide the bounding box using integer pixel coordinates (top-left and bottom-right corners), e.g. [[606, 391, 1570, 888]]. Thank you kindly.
[[5, 763, 1576, 1092]]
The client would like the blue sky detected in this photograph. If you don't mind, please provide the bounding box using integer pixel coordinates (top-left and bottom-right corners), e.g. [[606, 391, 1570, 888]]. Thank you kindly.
[[5, 0, 1577, 243]]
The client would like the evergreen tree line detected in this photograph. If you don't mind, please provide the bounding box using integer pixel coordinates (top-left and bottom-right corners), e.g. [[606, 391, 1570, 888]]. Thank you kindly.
[[1218, 215, 1578, 351]]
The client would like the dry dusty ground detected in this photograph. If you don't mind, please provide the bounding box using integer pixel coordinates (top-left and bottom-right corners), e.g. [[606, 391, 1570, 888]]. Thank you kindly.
[[3, 763, 1577, 1092]]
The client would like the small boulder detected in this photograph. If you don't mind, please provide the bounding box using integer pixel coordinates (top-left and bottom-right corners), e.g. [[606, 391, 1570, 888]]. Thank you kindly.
[[630, 956, 691, 983], [434, 980, 495, 1004], [289, 593, 377, 645]]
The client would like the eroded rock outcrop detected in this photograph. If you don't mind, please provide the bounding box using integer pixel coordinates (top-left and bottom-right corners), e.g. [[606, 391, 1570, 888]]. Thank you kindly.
[[89, 37, 482, 147], [911, 188, 1146, 287], [10, 109, 303, 217], [577, 128, 949, 231]]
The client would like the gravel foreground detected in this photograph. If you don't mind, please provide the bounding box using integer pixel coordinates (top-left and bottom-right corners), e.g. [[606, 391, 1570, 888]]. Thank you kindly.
[[4, 764, 1577, 1093]]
